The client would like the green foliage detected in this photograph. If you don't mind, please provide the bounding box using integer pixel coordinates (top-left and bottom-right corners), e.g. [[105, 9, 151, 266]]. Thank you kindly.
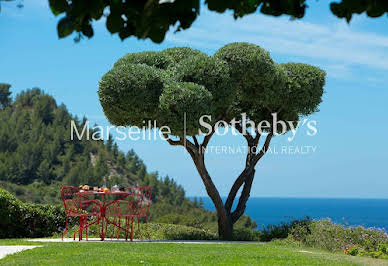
[[174, 54, 233, 117], [45, 0, 388, 43], [99, 43, 325, 137], [281, 63, 326, 116], [231, 227, 259, 241], [0, 188, 69, 238], [159, 82, 213, 135], [259, 217, 312, 242], [114, 51, 174, 70], [286, 218, 388, 259], [0, 88, 105, 186], [50, 0, 199, 43], [214, 42, 281, 104], [99, 64, 164, 126], [256, 217, 388, 259], [0, 83, 12, 109], [162, 47, 206, 64], [155, 213, 202, 228], [342, 243, 388, 259], [0, 87, 224, 240], [330, 0, 388, 22], [158, 223, 217, 240], [0, 181, 62, 204]]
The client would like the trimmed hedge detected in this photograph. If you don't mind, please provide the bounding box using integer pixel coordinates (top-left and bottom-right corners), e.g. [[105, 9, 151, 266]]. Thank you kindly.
[[0, 188, 68, 238]]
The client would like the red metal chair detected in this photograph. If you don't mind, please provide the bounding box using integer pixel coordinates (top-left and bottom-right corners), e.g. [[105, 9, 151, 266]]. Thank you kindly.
[[61, 186, 101, 241], [105, 192, 134, 240], [126, 186, 152, 240], [106, 186, 152, 241]]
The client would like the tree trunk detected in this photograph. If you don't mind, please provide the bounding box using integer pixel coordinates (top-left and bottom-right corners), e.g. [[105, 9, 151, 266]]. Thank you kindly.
[[168, 132, 272, 240], [191, 152, 257, 239], [217, 169, 256, 239], [218, 210, 233, 240], [190, 151, 233, 239]]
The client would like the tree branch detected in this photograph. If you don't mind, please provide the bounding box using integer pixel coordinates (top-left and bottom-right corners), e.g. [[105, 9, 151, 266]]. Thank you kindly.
[[231, 170, 255, 223], [224, 168, 253, 214], [200, 128, 215, 155], [253, 129, 261, 146], [163, 133, 198, 154], [252, 133, 273, 166], [225, 133, 257, 214], [225, 131, 272, 218], [233, 123, 253, 142], [184, 137, 198, 154], [192, 136, 199, 147], [163, 133, 183, 146]]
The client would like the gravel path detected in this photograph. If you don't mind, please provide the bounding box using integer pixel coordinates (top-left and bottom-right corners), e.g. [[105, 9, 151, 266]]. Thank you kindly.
[[0, 246, 40, 259]]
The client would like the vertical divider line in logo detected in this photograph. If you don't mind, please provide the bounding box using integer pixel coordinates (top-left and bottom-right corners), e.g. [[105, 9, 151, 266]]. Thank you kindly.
[[184, 112, 187, 149]]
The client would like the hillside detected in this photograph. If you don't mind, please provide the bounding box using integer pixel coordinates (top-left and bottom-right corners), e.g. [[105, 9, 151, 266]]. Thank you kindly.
[[0, 84, 256, 231]]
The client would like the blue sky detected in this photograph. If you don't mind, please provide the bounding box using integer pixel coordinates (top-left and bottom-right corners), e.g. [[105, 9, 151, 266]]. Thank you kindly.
[[1, 0, 387, 198]]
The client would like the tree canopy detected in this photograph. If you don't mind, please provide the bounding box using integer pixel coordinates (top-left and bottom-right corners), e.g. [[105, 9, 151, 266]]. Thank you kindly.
[[44, 0, 388, 42], [99, 42, 325, 137], [99, 42, 326, 239]]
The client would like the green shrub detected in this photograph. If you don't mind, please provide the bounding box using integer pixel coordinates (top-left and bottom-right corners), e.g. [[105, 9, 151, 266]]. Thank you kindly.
[[0, 188, 69, 238], [154, 213, 204, 229], [161, 224, 217, 240], [258, 217, 311, 242], [232, 227, 259, 241], [287, 218, 388, 259]]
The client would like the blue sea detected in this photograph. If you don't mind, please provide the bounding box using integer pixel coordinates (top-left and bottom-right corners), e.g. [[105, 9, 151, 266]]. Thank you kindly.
[[196, 197, 388, 230]]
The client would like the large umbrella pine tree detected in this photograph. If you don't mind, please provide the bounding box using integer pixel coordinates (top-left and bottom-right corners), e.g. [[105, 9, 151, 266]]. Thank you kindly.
[[98, 42, 326, 239]]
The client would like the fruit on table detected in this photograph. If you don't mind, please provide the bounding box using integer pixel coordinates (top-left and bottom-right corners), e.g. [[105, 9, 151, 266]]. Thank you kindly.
[[103, 188, 109, 193]]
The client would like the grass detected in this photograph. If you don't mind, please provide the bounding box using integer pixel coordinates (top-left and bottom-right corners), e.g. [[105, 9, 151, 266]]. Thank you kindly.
[[1, 239, 387, 265]]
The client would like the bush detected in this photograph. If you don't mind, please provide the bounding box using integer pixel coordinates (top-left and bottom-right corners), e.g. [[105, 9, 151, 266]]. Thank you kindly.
[[0, 188, 68, 238], [154, 213, 204, 229], [232, 228, 259, 241], [258, 217, 311, 242], [160, 223, 217, 240], [288, 218, 388, 259]]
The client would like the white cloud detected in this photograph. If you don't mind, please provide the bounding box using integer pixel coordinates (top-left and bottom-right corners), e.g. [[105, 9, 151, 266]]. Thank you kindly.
[[165, 10, 388, 79]]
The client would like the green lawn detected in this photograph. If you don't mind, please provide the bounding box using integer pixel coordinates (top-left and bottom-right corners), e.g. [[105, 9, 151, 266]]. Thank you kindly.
[[1, 239, 387, 265]]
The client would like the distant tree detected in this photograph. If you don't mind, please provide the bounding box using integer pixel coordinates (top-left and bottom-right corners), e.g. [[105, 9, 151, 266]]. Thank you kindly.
[[98, 43, 326, 239], [112, 143, 119, 159], [106, 137, 114, 152], [34, 95, 55, 125], [0, 83, 12, 109], [94, 153, 108, 183], [116, 153, 126, 170], [137, 165, 147, 182], [44, 0, 388, 43], [37, 159, 53, 184], [15, 88, 42, 107]]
